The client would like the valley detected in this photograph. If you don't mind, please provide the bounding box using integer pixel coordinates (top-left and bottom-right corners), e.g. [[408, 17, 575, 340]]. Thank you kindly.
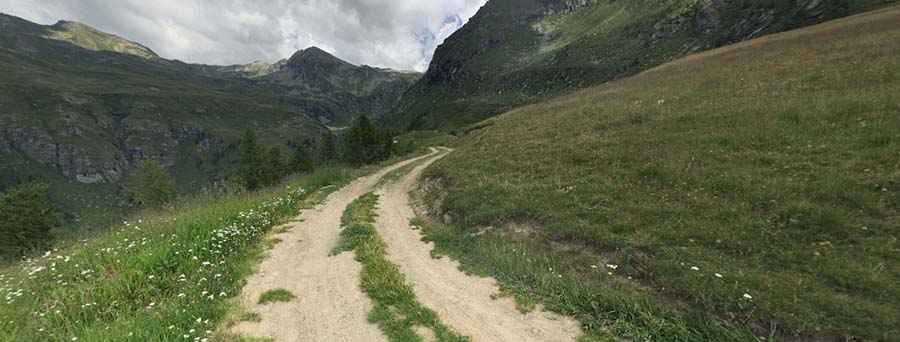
[[1, 1, 898, 341]]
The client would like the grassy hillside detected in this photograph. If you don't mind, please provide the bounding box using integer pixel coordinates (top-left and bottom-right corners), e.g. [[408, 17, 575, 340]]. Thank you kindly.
[[391, 0, 896, 131], [419, 6, 900, 341], [0, 167, 357, 341], [44, 20, 159, 59]]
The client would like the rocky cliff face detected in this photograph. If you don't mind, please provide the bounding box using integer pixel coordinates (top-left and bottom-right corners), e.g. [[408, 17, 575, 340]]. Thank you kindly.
[[390, 0, 895, 130], [1, 122, 219, 184]]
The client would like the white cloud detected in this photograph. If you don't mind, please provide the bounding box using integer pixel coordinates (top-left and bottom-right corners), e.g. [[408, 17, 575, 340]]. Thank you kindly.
[[0, 0, 487, 71]]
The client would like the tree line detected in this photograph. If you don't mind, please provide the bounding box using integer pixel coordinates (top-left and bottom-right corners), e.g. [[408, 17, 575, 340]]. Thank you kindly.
[[237, 114, 395, 190]]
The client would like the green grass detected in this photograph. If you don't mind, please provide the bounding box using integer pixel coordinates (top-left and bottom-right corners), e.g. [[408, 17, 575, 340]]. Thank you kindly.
[[413, 217, 754, 342], [393, 130, 455, 154], [419, 7, 900, 341], [0, 166, 357, 341], [45, 20, 159, 59], [378, 130, 455, 187], [257, 289, 296, 305], [379, 158, 432, 188], [335, 193, 468, 342]]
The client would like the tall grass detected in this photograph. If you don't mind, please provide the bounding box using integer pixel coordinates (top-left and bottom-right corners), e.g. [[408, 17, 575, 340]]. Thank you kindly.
[[0, 167, 356, 341], [421, 7, 900, 341]]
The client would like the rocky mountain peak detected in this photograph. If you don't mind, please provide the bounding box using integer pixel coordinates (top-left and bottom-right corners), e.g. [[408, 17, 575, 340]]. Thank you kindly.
[[286, 46, 353, 70], [53, 20, 89, 30]]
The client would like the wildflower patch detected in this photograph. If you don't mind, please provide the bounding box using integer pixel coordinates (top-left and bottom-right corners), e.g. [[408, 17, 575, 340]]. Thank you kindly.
[[0, 183, 318, 341]]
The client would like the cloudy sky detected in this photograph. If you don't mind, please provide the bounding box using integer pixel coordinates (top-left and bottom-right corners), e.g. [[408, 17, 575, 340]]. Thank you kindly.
[[0, 0, 487, 71]]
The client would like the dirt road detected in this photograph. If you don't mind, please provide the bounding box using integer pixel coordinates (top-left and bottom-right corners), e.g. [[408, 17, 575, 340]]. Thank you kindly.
[[231, 150, 440, 342], [374, 149, 583, 342], [232, 148, 582, 341]]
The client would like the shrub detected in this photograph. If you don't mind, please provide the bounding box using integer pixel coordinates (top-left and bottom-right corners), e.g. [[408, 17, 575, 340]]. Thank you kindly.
[[0, 182, 57, 259], [125, 160, 176, 208]]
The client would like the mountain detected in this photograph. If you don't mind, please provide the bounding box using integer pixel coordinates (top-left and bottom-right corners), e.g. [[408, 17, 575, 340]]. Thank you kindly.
[[191, 47, 421, 125], [0, 13, 326, 224], [204, 59, 289, 79], [390, 0, 896, 130], [264, 47, 421, 124], [44, 20, 159, 59], [418, 6, 900, 340]]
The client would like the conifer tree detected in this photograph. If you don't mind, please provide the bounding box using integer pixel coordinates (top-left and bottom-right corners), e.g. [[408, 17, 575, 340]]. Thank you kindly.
[[263, 146, 285, 186], [290, 146, 314, 174], [318, 132, 337, 163], [0, 182, 57, 259], [238, 130, 263, 191], [342, 115, 379, 165]]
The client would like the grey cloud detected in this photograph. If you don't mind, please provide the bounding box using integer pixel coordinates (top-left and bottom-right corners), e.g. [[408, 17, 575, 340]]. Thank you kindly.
[[0, 0, 487, 71]]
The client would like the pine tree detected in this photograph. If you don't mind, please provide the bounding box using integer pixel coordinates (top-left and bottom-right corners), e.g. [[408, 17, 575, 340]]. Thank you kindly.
[[290, 146, 314, 174], [238, 130, 263, 191], [375, 126, 395, 161], [263, 146, 285, 186], [342, 115, 379, 165], [0, 182, 57, 259], [318, 132, 337, 163], [125, 160, 176, 208]]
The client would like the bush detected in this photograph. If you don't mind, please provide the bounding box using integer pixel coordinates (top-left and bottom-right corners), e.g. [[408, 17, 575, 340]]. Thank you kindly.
[[126, 160, 176, 208], [0, 182, 57, 259]]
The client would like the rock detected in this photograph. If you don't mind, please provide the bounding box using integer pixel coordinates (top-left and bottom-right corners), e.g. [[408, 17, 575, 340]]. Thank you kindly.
[[76, 173, 104, 184]]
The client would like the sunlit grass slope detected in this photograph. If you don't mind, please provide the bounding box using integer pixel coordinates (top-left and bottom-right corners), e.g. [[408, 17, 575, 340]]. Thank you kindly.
[[0, 167, 356, 341], [422, 7, 900, 341]]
